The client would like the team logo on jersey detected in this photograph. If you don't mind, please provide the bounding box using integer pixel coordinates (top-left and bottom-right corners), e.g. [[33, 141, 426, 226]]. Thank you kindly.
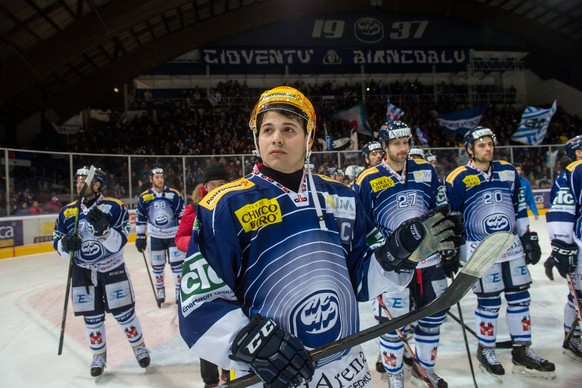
[[370, 176, 394, 192], [412, 170, 432, 182], [80, 241, 105, 264], [463, 175, 480, 187], [291, 290, 341, 348], [483, 213, 511, 233], [324, 193, 356, 220], [235, 198, 282, 232], [64, 207, 78, 218], [143, 193, 155, 202]]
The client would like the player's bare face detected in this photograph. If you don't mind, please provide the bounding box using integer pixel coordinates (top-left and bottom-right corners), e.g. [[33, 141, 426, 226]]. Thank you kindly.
[[151, 174, 164, 191], [367, 150, 384, 166], [258, 111, 307, 174], [76, 176, 96, 199], [472, 137, 494, 164], [386, 138, 410, 169]]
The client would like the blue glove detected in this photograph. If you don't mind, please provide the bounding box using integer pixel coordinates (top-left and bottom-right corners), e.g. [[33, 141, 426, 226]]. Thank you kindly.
[[230, 314, 314, 388]]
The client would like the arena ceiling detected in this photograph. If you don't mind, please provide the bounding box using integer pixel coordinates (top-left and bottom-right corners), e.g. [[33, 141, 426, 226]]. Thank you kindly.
[[0, 0, 581, 129]]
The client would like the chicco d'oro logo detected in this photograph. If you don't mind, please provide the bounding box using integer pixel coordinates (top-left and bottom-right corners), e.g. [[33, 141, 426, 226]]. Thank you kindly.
[[291, 291, 340, 348], [354, 17, 383, 44], [235, 198, 282, 232]]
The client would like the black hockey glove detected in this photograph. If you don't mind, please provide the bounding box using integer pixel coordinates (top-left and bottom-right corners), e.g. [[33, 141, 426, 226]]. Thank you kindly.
[[442, 250, 461, 279], [544, 239, 578, 280], [230, 314, 314, 388], [521, 231, 541, 265], [375, 206, 464, 274], [86, 207, 110, 237], [61, 233, 82, 253], [136, 234, 147, 253]]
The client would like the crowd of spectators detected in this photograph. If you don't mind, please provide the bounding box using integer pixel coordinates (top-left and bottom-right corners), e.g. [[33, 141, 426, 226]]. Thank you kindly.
[[2, 78, 581, 216]]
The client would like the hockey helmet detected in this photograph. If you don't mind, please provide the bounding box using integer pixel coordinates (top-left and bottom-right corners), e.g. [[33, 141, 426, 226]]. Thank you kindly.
[[361, 141, 384, 159], [345, 165, 365, 180], [565, 135, 582, 159], [75, 166, 108, 190], [149, 167, 164, 178], [425, 151, 437, 163], [409, 146, 425, 159], [249, 86, 316, 137], [378, 121, 412, 144], [463, 126, 497, 150]]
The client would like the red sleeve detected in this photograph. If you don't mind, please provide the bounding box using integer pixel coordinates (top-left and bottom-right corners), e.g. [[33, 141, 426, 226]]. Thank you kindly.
[[175, 204, 196, 253]]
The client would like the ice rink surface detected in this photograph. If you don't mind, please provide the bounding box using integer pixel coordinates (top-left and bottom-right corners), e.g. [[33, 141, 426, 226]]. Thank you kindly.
[[1, 216, 581, 387]]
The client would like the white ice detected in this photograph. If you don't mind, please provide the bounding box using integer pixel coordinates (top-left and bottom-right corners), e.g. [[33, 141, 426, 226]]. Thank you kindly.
[[1, 216, 580, 387]]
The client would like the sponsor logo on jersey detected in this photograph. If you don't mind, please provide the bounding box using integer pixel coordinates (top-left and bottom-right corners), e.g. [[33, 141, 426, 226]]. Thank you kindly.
[[143, 193, 155, 202], [498, 170, 515, 182], [482, 213, 511, 233], [463, 175, 480, 187], [412, 170, 432, 182], [370, 176, 394, 192], [235, 198, 282, 232], [291, 290, 341, 349], [64, 207, 79, 218], [552, 188, 575, 205], [324, 193, 356, 220], [201, 178, 255, 210]]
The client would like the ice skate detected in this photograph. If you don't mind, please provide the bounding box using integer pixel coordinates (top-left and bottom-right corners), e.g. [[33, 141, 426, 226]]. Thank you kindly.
[[477, 344, 504, 382], [90, 351, 106, 377], [156, 288, 165, 304], [511, 345, 556, 379], [410, 363, 448, 387], [563, 336, 582, 362], [133, 342, 151, 369], [387, 370, 404, 388]]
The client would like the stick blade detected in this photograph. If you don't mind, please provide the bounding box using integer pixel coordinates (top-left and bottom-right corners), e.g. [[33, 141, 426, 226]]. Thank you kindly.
[[461, 232, 514, 278]]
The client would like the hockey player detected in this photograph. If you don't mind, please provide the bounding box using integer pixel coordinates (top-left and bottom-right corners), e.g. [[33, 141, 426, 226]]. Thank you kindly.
[[355, 121, 460, 388], [53, 166, 150, 377], [408, 146, 425, 160], [136, 167, 185, 304], [362, 140, 385, 167], [545, 134, 582, 362], [445, 126, 555, 380], [178, 86, 462, 387]]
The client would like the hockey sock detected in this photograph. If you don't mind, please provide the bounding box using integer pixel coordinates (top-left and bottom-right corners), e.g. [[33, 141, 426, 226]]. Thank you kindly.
[[379, 333, 405, 374], [84, 313, 106, 353], [505, 290, 532, 344], [564, 296, 581, 336], [113, 308, 144, 346], [414, 311, 445, 368], [475, 295, 501, 347]]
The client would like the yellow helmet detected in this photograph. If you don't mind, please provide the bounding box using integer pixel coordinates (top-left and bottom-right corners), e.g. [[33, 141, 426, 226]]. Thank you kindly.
[[249, 86, 316, 136]]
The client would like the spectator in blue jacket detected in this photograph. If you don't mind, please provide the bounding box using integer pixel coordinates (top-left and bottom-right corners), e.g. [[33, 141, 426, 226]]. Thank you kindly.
[[516, 164, 539, 220]]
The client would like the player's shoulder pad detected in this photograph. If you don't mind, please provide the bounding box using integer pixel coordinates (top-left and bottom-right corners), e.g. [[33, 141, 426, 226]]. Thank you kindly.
[[317, 174, 346, 186], [566, 159, 582, 172], [199, 177, 255, 210], [168, 187, 182, 196], [139, 188, 150, 196], [102, 196, 124, 205], [355, 166, 379, 186], [497, 159, 513, 166], [412, 158, 430, 165], [445, 166, 468, 185]]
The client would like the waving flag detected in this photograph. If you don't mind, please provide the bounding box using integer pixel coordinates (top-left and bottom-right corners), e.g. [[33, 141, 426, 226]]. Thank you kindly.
[[333, 103, 373, 136], [386, 99, 405, 122], [511, 100, 557, 145], [437, 106, 486, 134], [415, 125, 429, 146]]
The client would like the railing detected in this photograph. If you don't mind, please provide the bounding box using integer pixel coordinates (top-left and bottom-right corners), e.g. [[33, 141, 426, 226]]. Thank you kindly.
[[1, 144, 564, 216]]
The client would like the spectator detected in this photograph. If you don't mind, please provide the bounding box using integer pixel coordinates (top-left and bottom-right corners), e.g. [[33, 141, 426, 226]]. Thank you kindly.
[[45, 193, 63, 213], [516, 164, 540, 220], [29, 200, 44, 215]]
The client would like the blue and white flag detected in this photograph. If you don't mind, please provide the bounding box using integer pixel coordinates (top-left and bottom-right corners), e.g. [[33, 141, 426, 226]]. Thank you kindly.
[[386, 99, 405, 123], [437, 106, 486, 134], [511, 100, 557, 145], [415, 125, 429, 146]]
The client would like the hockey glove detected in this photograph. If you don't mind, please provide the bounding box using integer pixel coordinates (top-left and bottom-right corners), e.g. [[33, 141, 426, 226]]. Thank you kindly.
[[61, 233, 82, 253], [375, 206, 463, 274], [135, 234, 147, 253], [230, 314, 314, 388], [86, 207, 110, 238], [544, 239, 578, 280], [442, 250, 461, 279], [521, 231, 541, 265]]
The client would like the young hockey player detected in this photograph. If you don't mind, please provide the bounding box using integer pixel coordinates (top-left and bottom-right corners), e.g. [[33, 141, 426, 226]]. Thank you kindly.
[[355, 121, 460, 388], [445, 126, 554, 380], [545, 134, 582, 362], [53, 166, 150, 377], [178, 86, 462, 387], [136, 167, 185, 304]]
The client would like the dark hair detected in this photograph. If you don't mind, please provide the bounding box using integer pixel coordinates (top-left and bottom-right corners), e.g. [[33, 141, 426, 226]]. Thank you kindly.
[[256, 104, 307, 133]]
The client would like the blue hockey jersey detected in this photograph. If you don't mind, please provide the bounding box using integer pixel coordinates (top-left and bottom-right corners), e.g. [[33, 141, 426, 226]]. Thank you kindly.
[[445, 160, 528, 263], [53, 195, 129, 272], [547, 160, 582, 243], [178, 170, 413, 385], [136, 186, 184, 238]]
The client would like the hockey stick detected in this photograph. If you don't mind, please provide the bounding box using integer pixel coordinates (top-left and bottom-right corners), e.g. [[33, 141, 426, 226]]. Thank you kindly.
[[445, 311, 513, 349], [58, 166, 96, 355], [450, 273, 478, 388], [224, 232, 514, 388], [375, 295, 429, 380], [141, 249, 162, 309]]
